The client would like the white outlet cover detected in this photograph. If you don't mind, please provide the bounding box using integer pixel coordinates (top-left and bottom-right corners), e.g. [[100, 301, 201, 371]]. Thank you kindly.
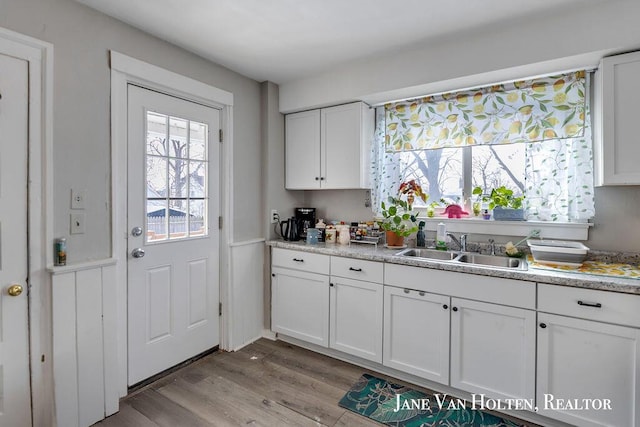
[[71, 189, 86, 209], [70, 212, 86, 234]]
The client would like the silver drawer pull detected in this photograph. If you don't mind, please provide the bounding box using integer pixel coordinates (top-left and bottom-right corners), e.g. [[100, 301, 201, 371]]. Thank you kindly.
[[403, 289, 410, 294], [577, 300, 602, 308], [349, 267, 362, 272], [292, 258, 304, 262]]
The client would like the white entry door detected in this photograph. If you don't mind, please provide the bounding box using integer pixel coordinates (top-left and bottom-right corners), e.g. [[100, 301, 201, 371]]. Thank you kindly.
[[0, 53, 32, 426], [127, 85, 220, 385]]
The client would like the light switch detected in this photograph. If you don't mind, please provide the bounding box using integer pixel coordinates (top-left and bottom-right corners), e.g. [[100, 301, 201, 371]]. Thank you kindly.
[[71, 189, 86, 209], [70, 213, 85, 234]]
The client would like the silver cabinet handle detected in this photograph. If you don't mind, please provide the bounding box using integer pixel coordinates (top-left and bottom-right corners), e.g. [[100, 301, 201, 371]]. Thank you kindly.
[[131, 248, 145, 258]]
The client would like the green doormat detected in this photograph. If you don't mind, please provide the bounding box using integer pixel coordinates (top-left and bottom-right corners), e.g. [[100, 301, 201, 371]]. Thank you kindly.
[[339, 374, 524, 427]]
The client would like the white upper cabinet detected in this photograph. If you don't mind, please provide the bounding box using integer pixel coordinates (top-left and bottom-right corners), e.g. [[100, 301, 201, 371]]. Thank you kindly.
[[285, 102, 374, 189], [285, 109, 321, 189], [596, 51, 640, 185]]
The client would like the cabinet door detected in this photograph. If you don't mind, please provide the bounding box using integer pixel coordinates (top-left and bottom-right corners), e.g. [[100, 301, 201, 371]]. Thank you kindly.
[[599, 51, 640, 185], [383, 286, 450, 383], [537, 313, 640, 427], [329, 277, 383, 362], [285, 110, 320, 189], [271, 267, 329, 347], [450, 298, 535, 401], [321, 103, 372, 189]]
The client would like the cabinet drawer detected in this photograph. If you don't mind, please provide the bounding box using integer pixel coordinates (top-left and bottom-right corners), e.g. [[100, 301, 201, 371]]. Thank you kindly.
[[331, 256, 383, 283], [272, 248, 329, 275], [384, 263, 535, 309], [538, 283, 640, 327]]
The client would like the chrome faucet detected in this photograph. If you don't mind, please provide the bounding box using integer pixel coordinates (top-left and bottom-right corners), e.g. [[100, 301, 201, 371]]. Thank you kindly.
[[446, 232, 467, 252]]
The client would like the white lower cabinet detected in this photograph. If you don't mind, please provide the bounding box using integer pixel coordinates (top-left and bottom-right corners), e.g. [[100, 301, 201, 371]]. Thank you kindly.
[[271, 248, 640, 426], [537, 312, 640, 427], [383, 286, 450, 383], [271, 267, 329, 347], [329, 276, 383, 362], [450, 298, 536, 401]]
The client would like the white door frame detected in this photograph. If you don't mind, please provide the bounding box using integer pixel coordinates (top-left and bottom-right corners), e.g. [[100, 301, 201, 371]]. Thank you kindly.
[[110, 51, 234, 398], [0, 27, 54, 426]]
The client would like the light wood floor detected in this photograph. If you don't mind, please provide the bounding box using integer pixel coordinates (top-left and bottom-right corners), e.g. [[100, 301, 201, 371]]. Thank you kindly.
[[94, 339, 531, 427]]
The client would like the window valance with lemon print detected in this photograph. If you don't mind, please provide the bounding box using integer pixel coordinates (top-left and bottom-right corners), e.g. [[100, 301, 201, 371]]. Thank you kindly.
[[385, 70, 586, 152]]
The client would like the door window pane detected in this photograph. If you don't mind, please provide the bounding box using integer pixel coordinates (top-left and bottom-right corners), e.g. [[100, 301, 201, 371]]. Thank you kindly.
[[145, 111, 209, 243], [189, 161, 206, 198], [168, 199, 188, 240], [146, 157, 167, 197], [169, 117, 188, 158], [146, 112, 167, 156], [189, 122, 207, 160], [189, 200, 207, 237], [168, 158, 188, 198], [146, 202, 167, 242]]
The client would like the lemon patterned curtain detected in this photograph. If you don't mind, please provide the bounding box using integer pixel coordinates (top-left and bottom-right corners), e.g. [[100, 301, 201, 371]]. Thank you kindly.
[[385, 71, 586, 152]]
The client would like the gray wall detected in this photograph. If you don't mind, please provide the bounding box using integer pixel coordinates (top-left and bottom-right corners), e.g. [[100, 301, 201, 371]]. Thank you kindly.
[[280, 0, 640, 112], [276, 0, 640, 254], [0, 0, 262, 262], [260, 81, 304, 240]]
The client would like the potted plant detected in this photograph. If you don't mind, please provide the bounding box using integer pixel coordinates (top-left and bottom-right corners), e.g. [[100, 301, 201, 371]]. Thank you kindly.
[[379, 180, 426, 247], [472, 186, 525, 221]]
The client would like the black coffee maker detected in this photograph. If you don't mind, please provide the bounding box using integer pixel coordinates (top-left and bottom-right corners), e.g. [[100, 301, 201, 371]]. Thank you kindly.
[[295, 207, 316, 240]]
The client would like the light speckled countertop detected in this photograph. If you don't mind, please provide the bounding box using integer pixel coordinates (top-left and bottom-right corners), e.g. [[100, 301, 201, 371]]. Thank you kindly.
[[267, 240, 640, 295]]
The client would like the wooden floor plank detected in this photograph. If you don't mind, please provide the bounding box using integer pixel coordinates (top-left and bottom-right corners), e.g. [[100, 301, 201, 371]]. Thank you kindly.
[[96, 402, 158, 427], [160, 374, 326, 427], [333, 410, 381, 427], [196, 355, 347, 425], [94, 338, 535, 427], [126, 389, 213, 427]]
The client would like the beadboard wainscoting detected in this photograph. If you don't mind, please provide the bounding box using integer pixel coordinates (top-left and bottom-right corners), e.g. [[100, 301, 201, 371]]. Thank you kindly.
[[51, 259, 118, 427], [228, 238, 265, 350]]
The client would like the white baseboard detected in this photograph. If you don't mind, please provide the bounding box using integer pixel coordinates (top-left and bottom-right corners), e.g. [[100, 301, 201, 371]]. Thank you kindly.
[[261, 329, 277, 341]]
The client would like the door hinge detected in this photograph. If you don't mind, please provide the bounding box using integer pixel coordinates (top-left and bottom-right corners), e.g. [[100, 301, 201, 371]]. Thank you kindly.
[[218, 216, 223, 229], [219, 129, 223, 143], [219, 302, 222, 316]]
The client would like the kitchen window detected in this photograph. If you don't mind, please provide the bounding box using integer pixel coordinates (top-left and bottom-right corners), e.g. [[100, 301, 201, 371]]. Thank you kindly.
[[371, 70, 595, 226]]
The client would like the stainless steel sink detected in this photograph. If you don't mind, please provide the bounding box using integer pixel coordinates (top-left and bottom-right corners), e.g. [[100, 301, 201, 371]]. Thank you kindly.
[[456, 253, 526, 270], [395, 248, 458, 261], [395, 248, 527, 270]]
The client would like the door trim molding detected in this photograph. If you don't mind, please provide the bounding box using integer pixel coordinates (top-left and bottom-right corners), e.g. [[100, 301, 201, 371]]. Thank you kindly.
[[110, 51, 234, 401], [0, 27, 54, 426]]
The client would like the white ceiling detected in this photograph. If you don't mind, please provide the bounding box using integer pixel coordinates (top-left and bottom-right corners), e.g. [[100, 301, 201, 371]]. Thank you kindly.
[[76, 0, 599, 84]]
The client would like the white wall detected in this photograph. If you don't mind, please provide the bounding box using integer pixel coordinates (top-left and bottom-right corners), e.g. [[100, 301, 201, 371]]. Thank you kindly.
[[0, 0, 263, 262]]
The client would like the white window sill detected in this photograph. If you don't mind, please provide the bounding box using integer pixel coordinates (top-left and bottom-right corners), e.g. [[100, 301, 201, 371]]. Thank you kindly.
[[418, 217, 591, 240]]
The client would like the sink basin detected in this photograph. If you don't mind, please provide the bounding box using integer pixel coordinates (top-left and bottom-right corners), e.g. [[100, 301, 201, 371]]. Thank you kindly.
[[457, 253, 526, 270], [395, 248, 458, 261]]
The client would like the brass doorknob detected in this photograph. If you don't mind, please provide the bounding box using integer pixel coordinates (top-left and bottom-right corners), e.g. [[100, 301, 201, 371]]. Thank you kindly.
[[8, 284, 23, 297]]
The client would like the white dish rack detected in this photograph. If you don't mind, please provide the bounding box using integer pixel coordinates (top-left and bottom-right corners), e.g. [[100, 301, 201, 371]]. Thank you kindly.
[[527, 239, 589, 265]]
